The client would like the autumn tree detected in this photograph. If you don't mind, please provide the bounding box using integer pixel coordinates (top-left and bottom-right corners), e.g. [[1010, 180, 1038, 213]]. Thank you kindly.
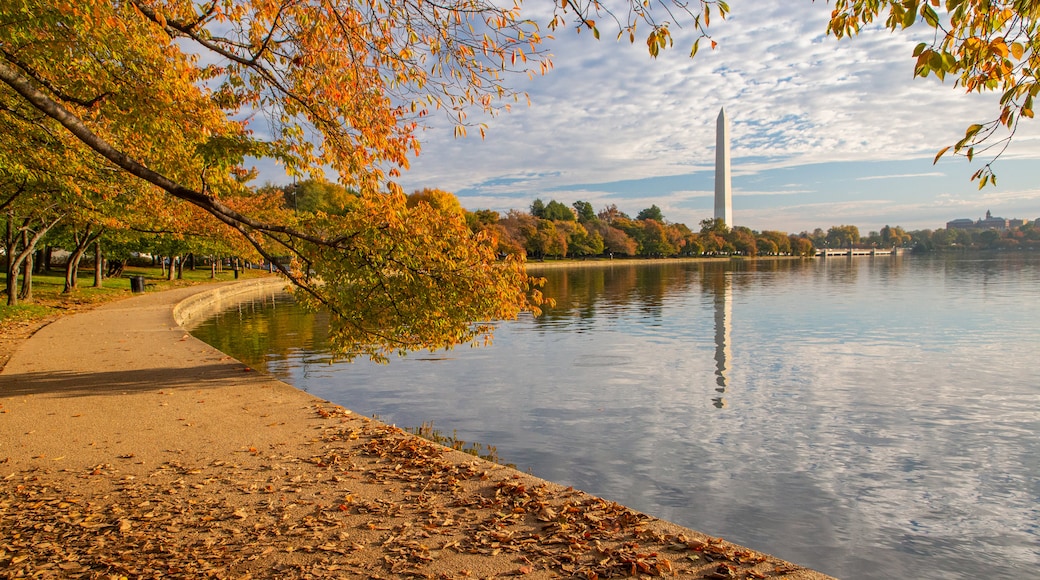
[[880, 225, 911, 247], [759, 230, 792, 255], [789, 235, 816, 257], [0, 0, 553, 359], [406, 188, 465, 216], [728, 226, 758, 257], [638, 219, 677, 257], [597, 204, 629, 224], [826, 225, 862, 248], [593, 221, 638, 256], [497, 210, 539, 257], [3, 185, 64, 305]]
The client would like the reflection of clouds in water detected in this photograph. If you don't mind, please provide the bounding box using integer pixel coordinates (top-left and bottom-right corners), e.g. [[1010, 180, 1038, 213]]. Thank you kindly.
[[192, 255, 1040, 580], [712, 335, 1040, 579]]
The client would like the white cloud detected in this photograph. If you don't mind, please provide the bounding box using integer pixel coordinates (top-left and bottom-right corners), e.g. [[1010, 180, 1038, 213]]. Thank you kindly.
[[856, 173, 947, 181], [391, 2, 1040, 232]]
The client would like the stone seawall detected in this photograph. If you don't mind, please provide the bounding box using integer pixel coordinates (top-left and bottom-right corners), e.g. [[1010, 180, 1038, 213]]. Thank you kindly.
[[173, 276, 288, 330]]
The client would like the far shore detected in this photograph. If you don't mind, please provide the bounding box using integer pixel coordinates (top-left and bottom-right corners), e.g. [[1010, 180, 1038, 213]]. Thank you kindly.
[[525, 254, 809, 269]]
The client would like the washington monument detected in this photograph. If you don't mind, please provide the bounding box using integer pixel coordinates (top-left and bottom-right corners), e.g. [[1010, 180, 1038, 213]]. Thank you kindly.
[[714, 108, 732, 228]]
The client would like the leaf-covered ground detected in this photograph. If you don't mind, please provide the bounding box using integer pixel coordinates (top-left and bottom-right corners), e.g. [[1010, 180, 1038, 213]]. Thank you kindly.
[[1, 405, 819, 579]]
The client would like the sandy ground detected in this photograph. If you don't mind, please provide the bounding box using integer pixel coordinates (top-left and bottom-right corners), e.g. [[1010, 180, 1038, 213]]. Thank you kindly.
[[0, 282, 833, 579]]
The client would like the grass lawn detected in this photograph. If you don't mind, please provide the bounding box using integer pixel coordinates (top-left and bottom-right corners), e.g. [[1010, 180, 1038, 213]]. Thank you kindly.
[[0, 264, 275, 327]]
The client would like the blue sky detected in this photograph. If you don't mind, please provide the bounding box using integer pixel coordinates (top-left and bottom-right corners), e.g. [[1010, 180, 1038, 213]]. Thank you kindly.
[[385, 3, 1040, 234]]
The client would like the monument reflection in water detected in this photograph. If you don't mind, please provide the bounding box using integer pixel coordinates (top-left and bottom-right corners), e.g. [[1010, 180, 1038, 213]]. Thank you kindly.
[[191, 254, 1040, 580], [711, 270, 731, 408]]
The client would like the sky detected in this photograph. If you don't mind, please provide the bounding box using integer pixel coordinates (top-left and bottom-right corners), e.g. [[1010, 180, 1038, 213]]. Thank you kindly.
[[377, 2, 1040, 234]]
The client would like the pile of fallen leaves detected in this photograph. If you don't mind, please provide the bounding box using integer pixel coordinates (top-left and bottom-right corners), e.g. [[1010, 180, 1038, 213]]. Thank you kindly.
[[1, 405, 812, 578]]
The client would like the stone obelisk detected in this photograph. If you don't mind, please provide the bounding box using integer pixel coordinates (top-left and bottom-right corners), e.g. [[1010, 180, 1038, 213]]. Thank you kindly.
[[714, 108, 733, 228]]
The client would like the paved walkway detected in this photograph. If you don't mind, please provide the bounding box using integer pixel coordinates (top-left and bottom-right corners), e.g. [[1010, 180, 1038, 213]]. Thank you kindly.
[[0, 280, 320, 473]]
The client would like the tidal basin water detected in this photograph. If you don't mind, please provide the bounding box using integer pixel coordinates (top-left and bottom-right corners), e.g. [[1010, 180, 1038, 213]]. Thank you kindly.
[[191, 253, 1040, 579]]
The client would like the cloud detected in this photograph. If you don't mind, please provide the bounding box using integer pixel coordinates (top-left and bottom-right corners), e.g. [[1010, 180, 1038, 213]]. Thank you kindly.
[[383, 4, 1040, 232], [856, 173, 947, 181]]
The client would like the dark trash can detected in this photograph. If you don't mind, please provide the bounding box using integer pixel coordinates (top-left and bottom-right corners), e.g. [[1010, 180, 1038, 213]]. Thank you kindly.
[[129, 275, 145, 293]]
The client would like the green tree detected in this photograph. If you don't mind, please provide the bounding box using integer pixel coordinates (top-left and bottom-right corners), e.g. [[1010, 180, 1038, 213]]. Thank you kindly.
[[2, 177, 65, 305], [530, 199, 547, 219], [808, 228, 827, 249], [543, 200, 576, 222], [700, 218, 728, 235], [572, 200, 597, 223], [979, 228, 1002, 247], [281, 180, 358, 215], [638, 219, 676, 257], [636, 204, 664, 222], [558, 221, 604, 257], [465, 209, 500, 232]]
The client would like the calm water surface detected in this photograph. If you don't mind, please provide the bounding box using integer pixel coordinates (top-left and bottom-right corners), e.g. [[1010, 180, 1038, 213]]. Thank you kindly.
[[191, 253, 1040, 579]]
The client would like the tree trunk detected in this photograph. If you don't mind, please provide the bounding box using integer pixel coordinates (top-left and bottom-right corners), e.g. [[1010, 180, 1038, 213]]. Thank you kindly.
[[5, 212, 16, 307], [176, 255, 184, 280], [64, 225, 102, 293], [106, 258, 125, 278], [33, 248, 45, 274], [5, 213, 62, 304], [64, 247, 83, 292], [93, 239, 103, 288], [167, 255, 176, 281], [18, 233, 33, 301]]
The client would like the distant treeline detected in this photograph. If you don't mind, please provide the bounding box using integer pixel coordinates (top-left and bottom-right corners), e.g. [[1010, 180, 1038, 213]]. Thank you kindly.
[[272, 181, 1040, 259]]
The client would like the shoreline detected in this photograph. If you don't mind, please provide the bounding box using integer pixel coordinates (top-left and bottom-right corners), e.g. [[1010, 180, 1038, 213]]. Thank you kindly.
[[524, 255, 807, 270], [0, 281, 832, 578]]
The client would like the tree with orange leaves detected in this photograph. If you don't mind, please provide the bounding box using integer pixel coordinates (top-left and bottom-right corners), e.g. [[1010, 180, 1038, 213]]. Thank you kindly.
[[0, 0, 551, 359]]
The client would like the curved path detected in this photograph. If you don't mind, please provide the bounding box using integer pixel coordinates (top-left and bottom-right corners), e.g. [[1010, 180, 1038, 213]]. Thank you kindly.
[[0, 281, 832, 579]]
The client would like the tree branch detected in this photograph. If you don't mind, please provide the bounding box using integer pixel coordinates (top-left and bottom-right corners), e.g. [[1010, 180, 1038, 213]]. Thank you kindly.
[[0, 59, 331, 249]]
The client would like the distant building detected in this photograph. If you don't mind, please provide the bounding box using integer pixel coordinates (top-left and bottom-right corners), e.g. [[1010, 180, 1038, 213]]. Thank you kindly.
[[947, 210, 1015, 230], [978, 210, 1010, 230], [946, 218, 975, 230]]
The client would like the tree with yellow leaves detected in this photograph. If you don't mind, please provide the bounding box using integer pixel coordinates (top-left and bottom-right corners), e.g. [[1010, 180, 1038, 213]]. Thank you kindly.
[[0, 0, 550, 359]]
